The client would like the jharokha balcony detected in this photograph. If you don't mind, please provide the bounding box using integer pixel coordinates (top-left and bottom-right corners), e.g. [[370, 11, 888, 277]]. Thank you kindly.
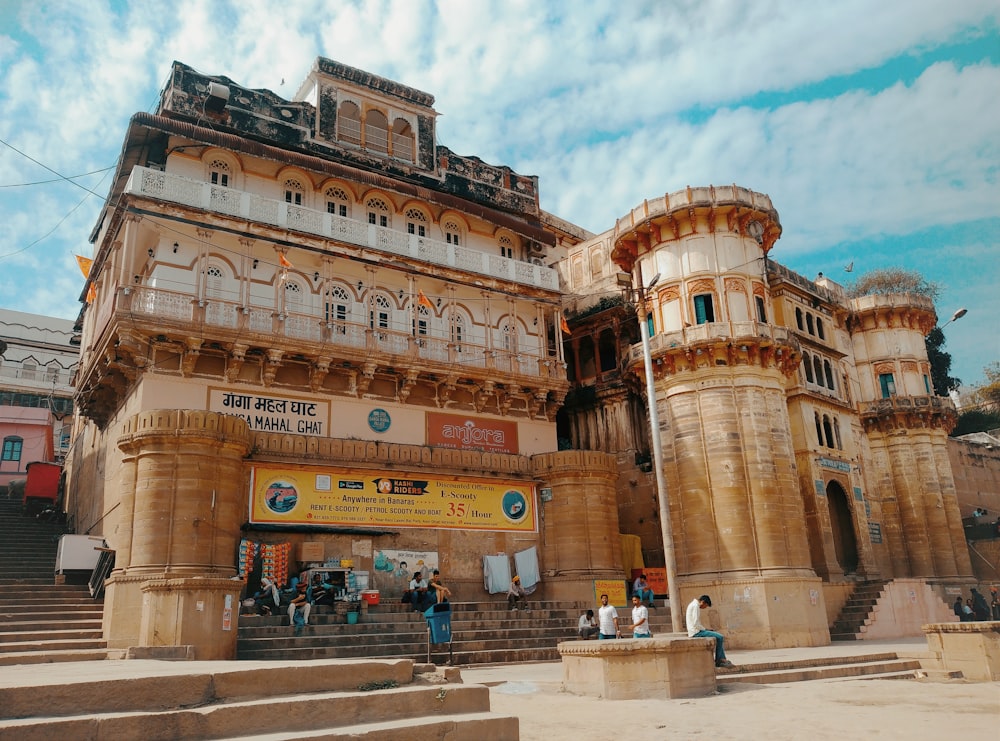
[[623, 321, 802, 377], [74, 282, 569, 430]]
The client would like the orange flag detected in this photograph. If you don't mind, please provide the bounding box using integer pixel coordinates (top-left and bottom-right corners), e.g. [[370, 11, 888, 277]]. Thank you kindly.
[[417, 289, 435, 310], [75, 255, 93, 278], [86, 283, 97, 304], [560, 315, 571, 335], [278, 253, 293, 269]]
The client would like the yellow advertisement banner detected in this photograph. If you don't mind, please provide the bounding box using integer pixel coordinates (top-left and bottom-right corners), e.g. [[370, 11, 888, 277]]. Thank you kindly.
[[250, 465, 537, 533], [593, 579, 628, 608]]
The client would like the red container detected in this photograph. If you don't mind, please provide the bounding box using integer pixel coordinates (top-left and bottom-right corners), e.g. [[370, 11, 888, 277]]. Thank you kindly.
[[360, 590, 380, 606]]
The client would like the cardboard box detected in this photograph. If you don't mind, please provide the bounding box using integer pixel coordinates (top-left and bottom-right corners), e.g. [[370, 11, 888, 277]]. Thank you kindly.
[[300, 541, 324, 563]]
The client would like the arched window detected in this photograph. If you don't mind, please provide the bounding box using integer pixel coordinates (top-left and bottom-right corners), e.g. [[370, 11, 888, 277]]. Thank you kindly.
[[325, 284, 350, 334], [413, 304, 430, 344], [816, 317, 825, 340], [339, 102, 362, 145], [20, 361, 37, 380], [365, 109, 389, 154], [813, 356, 824, 387], [370, 293, 392, 337], [795, 307, 804, 331], [366, 197, 390, 228], [208, 158, 231, 187], [45, 362, 60, 384], [833, 418, 843, 450], [283, 177, 305, 206], [405, 207, 428, 237], [814, 413, 823, 446], [824, 359, 835, 391], [822, 415, 834, 449], [325, 186, 350, 218], [806, 313, 815, 336], [499, 318, 518, 354], [284, 280, 304, 313], [803, 353, 814, 384], [205, 264, 225, 295], [445, 219, 464, 246], [450, 313, 466, 353], [392, 118, 414, 162]]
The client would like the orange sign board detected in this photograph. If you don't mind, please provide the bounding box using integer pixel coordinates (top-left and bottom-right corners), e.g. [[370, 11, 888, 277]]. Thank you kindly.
[[426, 412, 519, 454], [631, 567, 667, 595]]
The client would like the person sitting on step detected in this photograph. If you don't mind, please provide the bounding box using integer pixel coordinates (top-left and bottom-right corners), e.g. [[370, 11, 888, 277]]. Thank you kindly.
[[507, 575, 529, 612]]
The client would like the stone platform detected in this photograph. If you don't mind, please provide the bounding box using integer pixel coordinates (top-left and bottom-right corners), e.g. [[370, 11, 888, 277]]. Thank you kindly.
[[558, 633, 716, 699]]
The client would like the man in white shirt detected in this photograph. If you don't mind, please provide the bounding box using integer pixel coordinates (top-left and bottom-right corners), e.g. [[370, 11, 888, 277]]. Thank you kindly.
[[577, 609, 599, 639], [597, 593, 620, 639], [686, 594, 734, 667], [630, 595, 652, 637], [409, 571, 429, 612]]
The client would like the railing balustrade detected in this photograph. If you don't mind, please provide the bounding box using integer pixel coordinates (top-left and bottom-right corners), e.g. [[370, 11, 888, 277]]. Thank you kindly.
[[115, 287, 553, 378], [125, 167, 558, 289]]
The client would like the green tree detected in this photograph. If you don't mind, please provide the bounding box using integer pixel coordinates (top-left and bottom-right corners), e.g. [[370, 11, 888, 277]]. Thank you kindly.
[[952, 362, 1000, 436], [925, 327, 961, 396]]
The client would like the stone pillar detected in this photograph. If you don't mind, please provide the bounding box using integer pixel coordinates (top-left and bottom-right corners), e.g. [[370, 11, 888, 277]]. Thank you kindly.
[[534, 450, 621, 601], [104, 410, 251, 656]]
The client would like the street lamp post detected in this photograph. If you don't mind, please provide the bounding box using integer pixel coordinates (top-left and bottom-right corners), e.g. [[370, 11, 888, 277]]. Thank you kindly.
[[628, 271, 683, 633], [940, 307, 968, 330]]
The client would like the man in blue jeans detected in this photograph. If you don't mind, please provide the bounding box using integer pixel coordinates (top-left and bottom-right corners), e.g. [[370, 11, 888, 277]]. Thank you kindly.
[[686, 594, 734, 668]]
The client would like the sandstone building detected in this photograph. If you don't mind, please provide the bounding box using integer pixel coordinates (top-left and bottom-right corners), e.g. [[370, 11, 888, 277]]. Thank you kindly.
[[66, 59, 975, 658]]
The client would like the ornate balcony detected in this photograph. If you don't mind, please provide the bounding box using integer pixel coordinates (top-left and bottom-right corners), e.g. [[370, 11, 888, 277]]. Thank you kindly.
[[124, 167, 558, 290]]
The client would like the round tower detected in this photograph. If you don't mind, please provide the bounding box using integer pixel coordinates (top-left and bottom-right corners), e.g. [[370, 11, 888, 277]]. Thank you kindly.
[[611, 185, 828, 648], [848, 293, 972, 581]]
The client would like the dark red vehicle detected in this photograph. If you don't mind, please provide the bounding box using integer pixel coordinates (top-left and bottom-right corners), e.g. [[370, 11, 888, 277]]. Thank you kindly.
[[23, 461, 62, 517]]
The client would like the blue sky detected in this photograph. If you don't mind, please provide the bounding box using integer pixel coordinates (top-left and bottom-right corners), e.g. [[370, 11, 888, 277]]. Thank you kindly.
[[0, 0, 997, 389]]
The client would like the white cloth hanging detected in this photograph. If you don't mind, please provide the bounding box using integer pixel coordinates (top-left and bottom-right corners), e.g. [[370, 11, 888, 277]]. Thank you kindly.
[[483, 554, 511, 594], [514, 547, 540, 592]]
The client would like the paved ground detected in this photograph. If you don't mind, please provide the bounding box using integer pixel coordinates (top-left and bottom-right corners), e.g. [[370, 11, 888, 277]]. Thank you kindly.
[[2, 638, 997, 740], [460, 637, 999, 741]]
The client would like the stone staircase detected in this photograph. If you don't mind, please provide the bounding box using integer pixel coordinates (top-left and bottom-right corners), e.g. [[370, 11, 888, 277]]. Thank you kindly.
[[0, 494, 109, 665], [830, 580, 889, 641], [237, 599, 676, 664], [717, 651, 923, 684], [0, 658, 517, 740]]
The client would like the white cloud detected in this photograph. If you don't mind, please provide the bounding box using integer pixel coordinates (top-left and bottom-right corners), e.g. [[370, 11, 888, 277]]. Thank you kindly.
[[0, 0, 997, 380]]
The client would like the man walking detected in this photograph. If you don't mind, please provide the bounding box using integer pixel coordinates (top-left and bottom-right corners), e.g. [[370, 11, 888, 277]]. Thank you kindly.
[[686, 594, 734, 668], [630, 595, 652, 638]]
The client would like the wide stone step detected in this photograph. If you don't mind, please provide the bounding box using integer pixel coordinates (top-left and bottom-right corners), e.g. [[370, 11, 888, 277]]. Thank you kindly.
[[0, 660, 514, 741], [717, 658, 921, 684], [0, 647, 112, 666], [213, 711, 517, 741], [0, 599, 103, 622], [0, 618, 102, 632], [0, 637, 107, 653], [0, 628, 103, 644]]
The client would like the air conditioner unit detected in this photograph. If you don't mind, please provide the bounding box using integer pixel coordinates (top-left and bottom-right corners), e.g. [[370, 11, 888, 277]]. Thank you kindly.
[[205, 82, 230, 113], [528, 242, 545, 254], [529, 257, 545, 266]]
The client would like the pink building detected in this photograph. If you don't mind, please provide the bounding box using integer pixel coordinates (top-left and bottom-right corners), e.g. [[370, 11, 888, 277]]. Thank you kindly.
[[0, 406, 54, 491]]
